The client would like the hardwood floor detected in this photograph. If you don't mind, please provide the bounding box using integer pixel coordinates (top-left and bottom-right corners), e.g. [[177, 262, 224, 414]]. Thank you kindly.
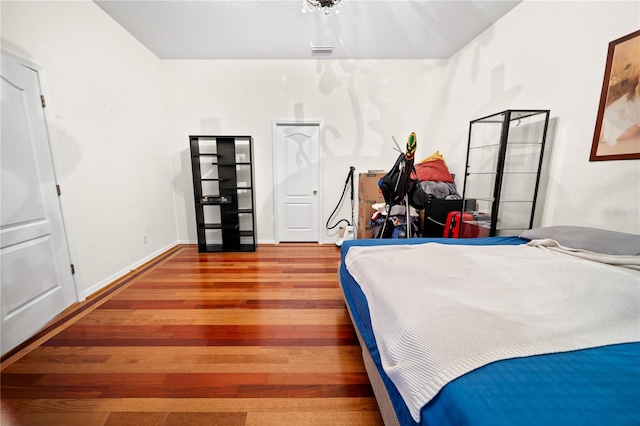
[[1, 244, 384, 425]]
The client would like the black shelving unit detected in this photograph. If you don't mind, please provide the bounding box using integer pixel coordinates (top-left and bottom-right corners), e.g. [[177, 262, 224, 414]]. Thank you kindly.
[[189, 135, 256, 252], [461, 110, 550, 237]]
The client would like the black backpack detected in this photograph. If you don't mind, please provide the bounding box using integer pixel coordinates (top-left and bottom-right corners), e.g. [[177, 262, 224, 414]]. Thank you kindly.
[[378, 152, 428, 210]]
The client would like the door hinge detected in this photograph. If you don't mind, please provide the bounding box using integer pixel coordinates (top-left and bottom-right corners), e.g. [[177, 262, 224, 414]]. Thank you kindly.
[[41, 95, 46, 108], [70, 264, 75, 275], [56, 185, 61, 196]]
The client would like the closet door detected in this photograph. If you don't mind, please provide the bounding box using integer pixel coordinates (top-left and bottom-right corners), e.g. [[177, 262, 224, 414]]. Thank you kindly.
[[273, 122, 322, 243]]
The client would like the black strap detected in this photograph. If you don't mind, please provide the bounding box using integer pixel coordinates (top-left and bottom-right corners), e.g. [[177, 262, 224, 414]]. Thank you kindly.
[[326, 167, 355, 230]]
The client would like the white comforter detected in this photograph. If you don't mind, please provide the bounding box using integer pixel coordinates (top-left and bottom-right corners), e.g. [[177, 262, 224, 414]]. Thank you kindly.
[[344, 242, 640, 422]]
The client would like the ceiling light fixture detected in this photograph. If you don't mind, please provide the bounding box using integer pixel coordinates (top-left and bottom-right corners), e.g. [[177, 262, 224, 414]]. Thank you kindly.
[[301, 0, 343, 15]]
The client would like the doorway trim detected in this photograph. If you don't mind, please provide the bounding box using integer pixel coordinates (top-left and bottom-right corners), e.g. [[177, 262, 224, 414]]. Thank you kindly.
[[272, 120, 324, 245], [2, 50, 84, 302]]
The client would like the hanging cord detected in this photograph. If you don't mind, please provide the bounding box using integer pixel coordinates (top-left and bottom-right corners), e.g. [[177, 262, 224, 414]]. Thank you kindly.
[[326, 166, 356, 230]]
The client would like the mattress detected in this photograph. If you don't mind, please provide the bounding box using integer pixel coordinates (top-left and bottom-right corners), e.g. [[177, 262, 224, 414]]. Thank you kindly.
[[339, 236, 640, 426]]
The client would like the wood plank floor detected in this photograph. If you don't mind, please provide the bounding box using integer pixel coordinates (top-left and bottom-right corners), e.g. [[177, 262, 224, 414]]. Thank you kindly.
[[1, 244, 384, 426]]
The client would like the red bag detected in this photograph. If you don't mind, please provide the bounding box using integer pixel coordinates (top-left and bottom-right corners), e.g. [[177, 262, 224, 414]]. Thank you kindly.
[[444, 212, 472, 238], [414, 159, 455, 183], [444, 212, 491, 238]]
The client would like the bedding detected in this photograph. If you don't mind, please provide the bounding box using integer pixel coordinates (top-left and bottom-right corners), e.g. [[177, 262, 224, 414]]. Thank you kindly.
[[521, 225, 640, 256], [527, 238, 640, 270], [339, 236, 640, 426]]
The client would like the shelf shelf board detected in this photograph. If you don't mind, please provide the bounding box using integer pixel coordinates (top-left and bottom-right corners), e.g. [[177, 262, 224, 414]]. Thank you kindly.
[[462, 221, 491, 229], [219, 208, 252, 215], [469, 143, 501, 149], [464, 197, 532, 203], [199, 203, 234, 206], [467, 171, 537, 176], [200, 224, 223, 230], [461, 219, 530, 232], [496, 226, 529, 231], [506, 141, 543, 145], [464, 196, 494, 202], [198, 243, 256, 253], [469, 141, 541, 150], [200, 223, 246, 228], [501, 171, 538, 175]]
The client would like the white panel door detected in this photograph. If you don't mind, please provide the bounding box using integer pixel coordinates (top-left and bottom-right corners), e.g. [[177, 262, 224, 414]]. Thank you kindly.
[[1, 53, 78, 356], [274, 123, 321, 242]]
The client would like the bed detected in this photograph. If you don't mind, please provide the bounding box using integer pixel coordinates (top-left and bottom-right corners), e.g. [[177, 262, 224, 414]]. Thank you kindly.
[[338, 227, 640, 425]]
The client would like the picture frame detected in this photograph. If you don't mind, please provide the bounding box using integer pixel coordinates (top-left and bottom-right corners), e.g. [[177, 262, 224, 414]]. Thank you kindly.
[[590, 29, 640, 161]]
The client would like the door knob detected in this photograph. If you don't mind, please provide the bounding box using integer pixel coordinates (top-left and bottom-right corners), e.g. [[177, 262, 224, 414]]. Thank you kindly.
[[313, 190, 318, 195]]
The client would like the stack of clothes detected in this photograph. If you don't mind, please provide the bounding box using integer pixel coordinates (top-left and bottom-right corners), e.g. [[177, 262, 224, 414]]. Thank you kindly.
[[369, 150, 463, 239], [370, 203, 420, 239], [414, 151, 474, 238], [414, 151, 461, 200]]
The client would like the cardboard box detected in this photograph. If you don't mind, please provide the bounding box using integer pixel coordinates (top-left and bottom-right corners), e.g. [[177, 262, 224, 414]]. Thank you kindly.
[[357, 199, 379, 239], [358, 199, 377, 220], [356, 172, 386, 239], [358, 172, 385, 203], [357, 225, 373, 240]]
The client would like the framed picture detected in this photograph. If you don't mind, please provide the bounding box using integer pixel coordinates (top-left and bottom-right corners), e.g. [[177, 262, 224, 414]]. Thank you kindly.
[[590, 29, 640, 161]]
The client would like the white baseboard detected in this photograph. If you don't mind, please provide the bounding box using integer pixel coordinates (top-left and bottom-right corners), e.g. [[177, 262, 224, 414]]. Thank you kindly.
[[84, 240, 180, 298], [258, 239, 276, 245], [83, 237, 339, 298]]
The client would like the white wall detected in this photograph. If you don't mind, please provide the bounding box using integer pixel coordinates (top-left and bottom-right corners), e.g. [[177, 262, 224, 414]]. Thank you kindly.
[[163, 60, 444, 243], [1, 0, 637, 298], [428, 0, 640, 234], [166, 0, 640, 241], [1, 0, 179, 294]]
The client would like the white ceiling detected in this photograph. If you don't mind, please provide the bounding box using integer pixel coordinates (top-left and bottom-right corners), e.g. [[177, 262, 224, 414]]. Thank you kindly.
[[93, 0, 522, 60]]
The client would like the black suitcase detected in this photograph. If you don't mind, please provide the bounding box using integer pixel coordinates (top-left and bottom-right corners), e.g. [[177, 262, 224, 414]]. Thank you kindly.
[[422, 198, 476, 237]]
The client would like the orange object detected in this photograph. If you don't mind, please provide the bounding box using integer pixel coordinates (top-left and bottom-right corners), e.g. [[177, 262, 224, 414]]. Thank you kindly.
[[414, 159, 454, 183]]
